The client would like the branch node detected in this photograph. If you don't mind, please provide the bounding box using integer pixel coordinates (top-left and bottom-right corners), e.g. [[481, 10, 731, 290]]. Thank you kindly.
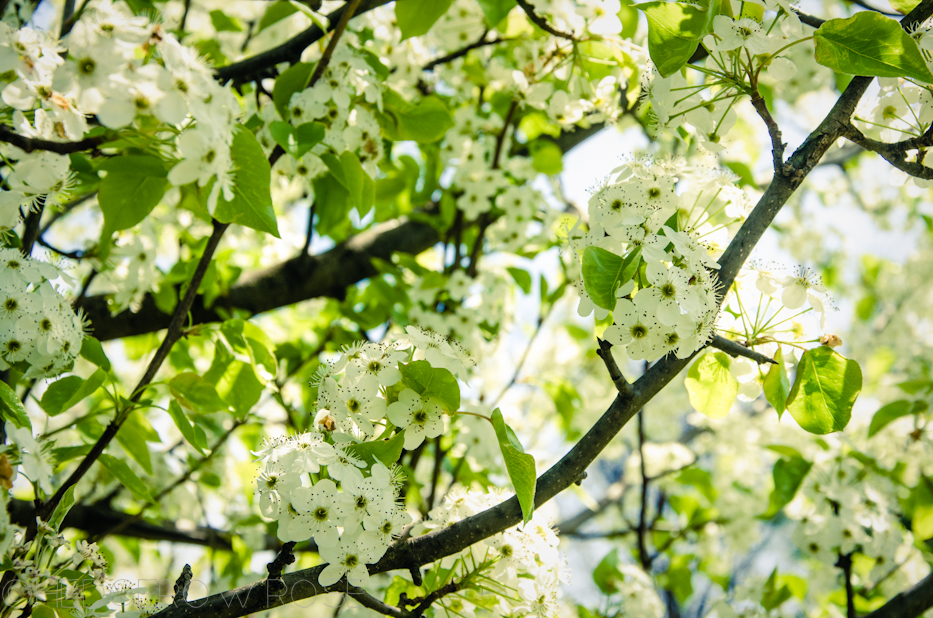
[[408, 566, 423, 587], [266, 541, 297, 583], [709, 335, 776, 365], [574, 471, 588, 486], [172, 564, 193, 604], [596, 339, 634, 397]]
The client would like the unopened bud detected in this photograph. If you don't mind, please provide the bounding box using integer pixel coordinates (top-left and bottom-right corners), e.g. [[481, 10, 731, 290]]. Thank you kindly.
[[820, 334, 843, 348]]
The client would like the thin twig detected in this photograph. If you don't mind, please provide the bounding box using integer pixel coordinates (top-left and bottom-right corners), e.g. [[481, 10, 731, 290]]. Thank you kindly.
[[595, 338, 634, 397], [709, 334, 776, 364]]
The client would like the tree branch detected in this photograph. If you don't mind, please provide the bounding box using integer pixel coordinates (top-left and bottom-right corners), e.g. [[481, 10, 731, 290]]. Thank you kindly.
[[0, 126, 111, 155], [595, 339, 634, 398], [214, 0, 392, 85], [423, 32, 510, 71], [840, 122, 933, 180], [750, 92, 786, 172], [863, 572, 933, 618], [514, 0, 577, 41], [709, 335, 776, 365]]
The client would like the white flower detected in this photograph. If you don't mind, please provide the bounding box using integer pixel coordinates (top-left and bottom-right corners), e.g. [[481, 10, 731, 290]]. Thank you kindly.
[[317, 527, 383, 587], [387, 389, 445, 450]]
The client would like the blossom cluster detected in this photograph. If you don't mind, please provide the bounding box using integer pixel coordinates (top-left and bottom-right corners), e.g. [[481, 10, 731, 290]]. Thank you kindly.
[[0, 248, 86, 379], [0, 0, 241, 217], [642, 4, 807, 148], [569, 157, 751, 361], [413, 486, 570, 617]]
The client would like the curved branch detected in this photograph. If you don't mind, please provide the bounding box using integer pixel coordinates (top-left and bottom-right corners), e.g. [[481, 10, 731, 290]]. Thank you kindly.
[[841, 122, 933, 180], [863, 573, 933, 618], [709, 335, 776, 365]]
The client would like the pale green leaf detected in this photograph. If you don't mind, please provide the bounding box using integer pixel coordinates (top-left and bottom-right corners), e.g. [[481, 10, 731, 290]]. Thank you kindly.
[[786, 347, 862, 434], [633, 1, 709, 77], [167, 400, 206, 455], [346, 430, 406, 467], [764, 346, 791, 419], [685, 352, 738, 419], [396, 0, 455, 40], [169, 373, 228, 413], [97, 156, 168, 236], [0, 381, 29, 429], [582, 246, 641, 311], [399, 361, 460, 412]]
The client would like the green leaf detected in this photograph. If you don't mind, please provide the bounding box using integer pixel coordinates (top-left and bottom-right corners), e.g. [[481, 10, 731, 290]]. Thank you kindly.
[[582, 246, 641, 311], [167, 400, 207, 455], [312, 172, 351, 236], [213, 126, 280, 237], [54, 369, 107, 415], [98, 453, 153, 502], [395, 0, 455, 40], [273, 62, 314, 120], [219, 320, 278, 377], [786, 347, 862, 434], [115, 413, 158, 475], [507, 267, 532, 294], [476, 0, 516, 25], [339, 150, 375, 217], [382, 90, 455, 143], [268, 120, 296, 153], [814, 12, 933, 83], [258, 0, 298, 31], [530, 140, 563, 174], [78, 337, 110, 372], [97, 155, 168, 236], [31, 605, 56, 618], [868, 399, 926, 438], [399, 361, 460, 412], [0, 381, 29, 429], [677, 467, 716, 502], [491, 408, 536, 524], [685, 352, 738, 419], [911, 477, 933, 539], [212, 360, 264, 418], [592, 549, 623, 594], [891, 0, 921, 13], [169, 373, 228, 413], [346, 430, 406, 467], [761, 455, 811, 519], [40, 376, 85, 416], [764, 346, 791, 419], [210, 9, 243, 31], [47, 485, 75, 533], [634, 1, 710, 77], [295, 122, 326, 157]]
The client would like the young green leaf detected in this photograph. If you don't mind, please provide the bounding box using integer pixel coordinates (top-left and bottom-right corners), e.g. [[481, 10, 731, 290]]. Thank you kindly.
[[47, 486, 75, 533], [685, 352, 738, 419], [582, 246, 641, 311], [396, 0, 455, 40], [399, 361, 460, 412], [786, 347, 862, 434], [40, 376, 85, 416], [169, 373, 228, 413], [507, 267, 532, 294], [79, 337, 111, 371], [213, 126, 280, 237], [346, 430, 406, 467], [764, 346, 791, 418], [97, 156, 169, 247], [868, 399, 926, 438], [0, 381, 29, 429], [258, 0, 298, 31], [476, 0, 516, 26], [491, 408, 536, 524], [814, 12, 933, 83], [633, 1, 710, 77]]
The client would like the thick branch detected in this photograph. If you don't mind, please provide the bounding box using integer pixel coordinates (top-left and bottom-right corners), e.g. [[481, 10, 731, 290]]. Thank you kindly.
[[863, 572, 933, 618]]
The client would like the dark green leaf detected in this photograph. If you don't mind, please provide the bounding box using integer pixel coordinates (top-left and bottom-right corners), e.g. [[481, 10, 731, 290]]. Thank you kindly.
[[40, 376, 85, 416], [167, 400, 206, 455], [761, 455, 811, 519], [47, 485, 75, 533], [346, 430, 406, 467], [868, 399, 925, 438], [476, 0, 516, 25], [295, 122, 326, 157], [97, 155, 168, 237], [210, 9, 243, 31]]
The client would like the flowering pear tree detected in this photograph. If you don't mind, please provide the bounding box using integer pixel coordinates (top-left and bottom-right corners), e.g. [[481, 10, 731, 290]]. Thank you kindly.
[[2, 0, 933, 615]]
